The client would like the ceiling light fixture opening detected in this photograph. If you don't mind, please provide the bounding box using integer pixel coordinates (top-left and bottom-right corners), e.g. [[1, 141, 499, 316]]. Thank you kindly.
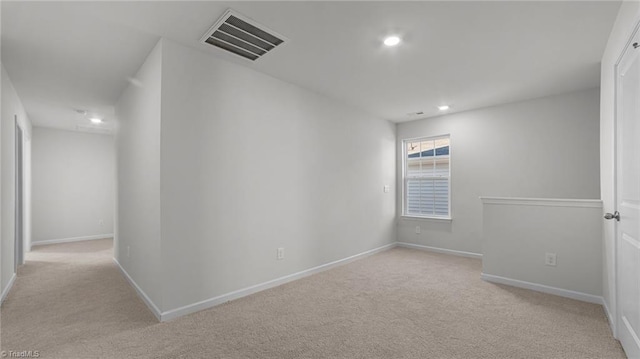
[[383, 36, 401, 47], [90, 118, 103, 124], [438, 105, 450, 111]]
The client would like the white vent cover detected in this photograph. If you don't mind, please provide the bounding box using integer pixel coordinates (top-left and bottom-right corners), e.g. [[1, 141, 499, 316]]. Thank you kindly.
[[200, 9, 288, 61]]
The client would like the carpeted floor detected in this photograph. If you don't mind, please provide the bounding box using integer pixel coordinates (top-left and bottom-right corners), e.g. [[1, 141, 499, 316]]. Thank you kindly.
[[0, 239, 626, 358]]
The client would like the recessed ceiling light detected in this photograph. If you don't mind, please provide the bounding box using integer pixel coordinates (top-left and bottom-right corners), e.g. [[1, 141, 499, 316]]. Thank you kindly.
[[438, 105, 450, 111], [90, 118, 103, 124], [383, 36, 401, 47]]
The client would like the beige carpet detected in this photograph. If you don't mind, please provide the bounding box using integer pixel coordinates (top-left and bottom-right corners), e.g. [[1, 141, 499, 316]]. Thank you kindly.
[[1, 239, 625, 359]]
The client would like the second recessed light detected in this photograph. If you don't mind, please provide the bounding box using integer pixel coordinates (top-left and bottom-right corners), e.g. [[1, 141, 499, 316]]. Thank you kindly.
[[383, 36, 401, 47], [438, 105, 450, 111]]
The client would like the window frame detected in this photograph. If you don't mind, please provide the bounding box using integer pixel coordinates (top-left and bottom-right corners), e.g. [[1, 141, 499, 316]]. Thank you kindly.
[[401, 134, 452, 220]]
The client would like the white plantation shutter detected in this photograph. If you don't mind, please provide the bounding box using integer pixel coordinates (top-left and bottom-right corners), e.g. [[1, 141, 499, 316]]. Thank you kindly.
[[403, 136, 450, 218]]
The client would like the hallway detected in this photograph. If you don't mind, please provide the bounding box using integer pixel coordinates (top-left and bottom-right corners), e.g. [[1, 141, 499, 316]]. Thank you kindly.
[[0, 239, 156, 356]]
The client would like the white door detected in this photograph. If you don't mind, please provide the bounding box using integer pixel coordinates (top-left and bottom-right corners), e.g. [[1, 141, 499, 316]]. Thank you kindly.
[[616, 29, 640, 359]]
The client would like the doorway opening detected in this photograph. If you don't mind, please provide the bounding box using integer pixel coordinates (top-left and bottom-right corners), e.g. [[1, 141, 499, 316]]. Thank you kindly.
[[14, 116, 24, 269]]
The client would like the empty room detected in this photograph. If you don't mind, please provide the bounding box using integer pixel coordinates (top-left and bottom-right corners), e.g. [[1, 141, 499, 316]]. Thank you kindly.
[[1, 1, 639, 358]]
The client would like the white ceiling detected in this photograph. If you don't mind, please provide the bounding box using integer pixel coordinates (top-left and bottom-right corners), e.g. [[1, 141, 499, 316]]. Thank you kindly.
[[1, 1, 621, 132]]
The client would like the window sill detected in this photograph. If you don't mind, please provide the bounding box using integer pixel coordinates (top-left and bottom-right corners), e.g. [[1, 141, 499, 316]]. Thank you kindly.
[[400, 215, 452, 222]]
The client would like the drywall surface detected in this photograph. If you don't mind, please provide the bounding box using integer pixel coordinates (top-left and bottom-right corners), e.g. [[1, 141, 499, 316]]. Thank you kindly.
[[1, 0, 3, 297], [600, 0, 640, 330], [158, 39, 396, 311], [482, 198, 602, 296], [31, 127, 114, 243], [396, 88, 601, 254], [22, 132, 31, 253], [114, 40, 163, 308], [1, 65, 31, 296]]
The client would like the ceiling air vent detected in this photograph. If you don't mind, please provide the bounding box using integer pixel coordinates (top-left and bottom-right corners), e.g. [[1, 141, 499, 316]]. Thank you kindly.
[[200, 9, 288, 61]]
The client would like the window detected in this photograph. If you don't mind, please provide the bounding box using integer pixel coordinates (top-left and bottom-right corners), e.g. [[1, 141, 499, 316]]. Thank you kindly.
[[403, 135, 450, 219]]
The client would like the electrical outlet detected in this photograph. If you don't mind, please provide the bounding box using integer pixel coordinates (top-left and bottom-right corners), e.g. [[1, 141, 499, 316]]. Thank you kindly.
[[127, 246, 130, 258], [545, 253, 557, 266], [415, 226, 421, 234], [383, 185, 390, 193], [277, 248, 285, 260]]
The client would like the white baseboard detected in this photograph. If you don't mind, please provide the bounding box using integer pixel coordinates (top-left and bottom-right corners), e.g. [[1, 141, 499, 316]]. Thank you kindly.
[[32, 234, 113, 247], [1, 273, 17, 304], [481, 273, 603, 305], [603, 299, 617, 338], [397, 242, 482, 259], [160, 242, 397, 322], [112, 258, 162, 321]]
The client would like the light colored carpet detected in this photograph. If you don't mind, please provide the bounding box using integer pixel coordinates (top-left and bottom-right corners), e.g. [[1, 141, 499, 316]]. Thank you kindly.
[[1, 239, 625, 358]]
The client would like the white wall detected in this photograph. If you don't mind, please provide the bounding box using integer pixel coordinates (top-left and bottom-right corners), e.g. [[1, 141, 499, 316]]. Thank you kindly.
[[1, 3, 3, 300], [114, 40, 163, 309], [23, 131, 30, 253], [1, 65, 32, 298], [396, 88, 601, 254], [157, 39, 396, 312], [600, 0, 640, 332], [31, 127, 114, 244], [481, 198, 603, 298]]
